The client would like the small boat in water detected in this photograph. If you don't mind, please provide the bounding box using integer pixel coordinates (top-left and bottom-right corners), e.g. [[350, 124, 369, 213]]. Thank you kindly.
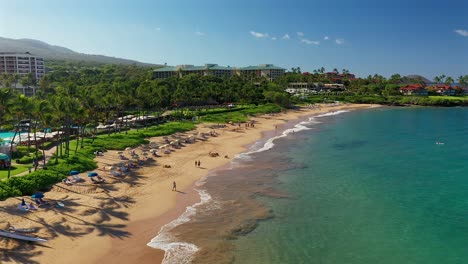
[[0, 229, 47, 243], [436, 141, 445, 145]]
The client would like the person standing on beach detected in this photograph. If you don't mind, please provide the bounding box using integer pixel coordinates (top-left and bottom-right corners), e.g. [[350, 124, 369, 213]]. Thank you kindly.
[[195, 160, 198, 167], [197, 160, 201, 167], [172, 181, 176, 191]]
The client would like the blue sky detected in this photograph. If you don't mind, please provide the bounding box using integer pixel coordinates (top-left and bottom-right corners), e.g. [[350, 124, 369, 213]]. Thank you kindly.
[[0, 0, 467, 79]]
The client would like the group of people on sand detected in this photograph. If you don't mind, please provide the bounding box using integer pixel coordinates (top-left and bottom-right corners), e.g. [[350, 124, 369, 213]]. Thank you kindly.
[[195, 160, 201, 167]]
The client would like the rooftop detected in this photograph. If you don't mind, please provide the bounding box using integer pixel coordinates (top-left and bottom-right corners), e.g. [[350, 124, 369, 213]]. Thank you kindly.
[[0, 52, 40, 57], [154, 63, 286, 72], [154, 64, 233, 72], [240, 64, 285, 71]]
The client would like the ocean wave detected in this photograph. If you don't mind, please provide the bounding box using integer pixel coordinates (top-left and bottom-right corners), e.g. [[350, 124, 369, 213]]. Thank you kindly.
[[235, 109, 349, 160], [147, 186, 213, 264], [315, 109, 349, 117]]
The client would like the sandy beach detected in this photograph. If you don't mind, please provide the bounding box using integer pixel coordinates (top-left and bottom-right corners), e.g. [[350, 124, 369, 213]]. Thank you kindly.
[[0, 103, 374, 264]]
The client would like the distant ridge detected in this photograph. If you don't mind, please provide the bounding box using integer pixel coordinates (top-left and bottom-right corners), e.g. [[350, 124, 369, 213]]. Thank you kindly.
[[402, 75, 432, 84], [0, 37, 160, 67]]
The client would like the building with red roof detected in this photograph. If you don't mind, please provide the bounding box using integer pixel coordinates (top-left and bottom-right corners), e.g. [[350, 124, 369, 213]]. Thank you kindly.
[[428, 84, 457, 96], [399, 84, 428, 96]]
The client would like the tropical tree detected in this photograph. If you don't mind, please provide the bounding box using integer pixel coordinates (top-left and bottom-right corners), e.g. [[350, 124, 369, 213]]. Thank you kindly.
[[458, 75, 468, 88], [0, 88, 15, 124], [11, 73, 20, 89], [445, 76, 454, 85], [389, 74, 402, 84]]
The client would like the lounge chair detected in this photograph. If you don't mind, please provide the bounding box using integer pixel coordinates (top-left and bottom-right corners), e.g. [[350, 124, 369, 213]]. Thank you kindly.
[[111, 170, 122, 177], [90, 177, 99, 184], [96, 176, 106, 182], [72, 175, 85, 182], [62, 178, 74, 185], [18, 204, 29, 212]]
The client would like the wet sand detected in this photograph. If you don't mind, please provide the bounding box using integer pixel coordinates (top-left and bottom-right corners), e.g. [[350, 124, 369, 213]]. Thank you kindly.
[[0, 104, 375, 264]]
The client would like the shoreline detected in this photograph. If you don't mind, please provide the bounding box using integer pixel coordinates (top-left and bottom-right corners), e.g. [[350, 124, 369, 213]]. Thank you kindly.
[[0, 104, 377, 264]]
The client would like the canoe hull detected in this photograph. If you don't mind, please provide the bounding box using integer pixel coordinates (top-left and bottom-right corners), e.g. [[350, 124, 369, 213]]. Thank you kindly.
[[0, 230, 47, 243]]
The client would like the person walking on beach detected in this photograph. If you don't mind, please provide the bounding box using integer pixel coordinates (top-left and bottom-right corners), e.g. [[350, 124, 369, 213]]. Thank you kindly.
[[195, 160, 198, 167], [172, 181, 177, 191], [197, 160, 201, 167]]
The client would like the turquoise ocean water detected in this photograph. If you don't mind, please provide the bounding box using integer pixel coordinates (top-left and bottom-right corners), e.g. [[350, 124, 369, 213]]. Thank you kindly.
[[148, 107, 468, 264], [232, 107, 468, 264]]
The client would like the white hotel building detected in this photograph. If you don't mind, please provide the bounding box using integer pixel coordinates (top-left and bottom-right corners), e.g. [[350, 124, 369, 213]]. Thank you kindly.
[[0, 52, 45, 96]]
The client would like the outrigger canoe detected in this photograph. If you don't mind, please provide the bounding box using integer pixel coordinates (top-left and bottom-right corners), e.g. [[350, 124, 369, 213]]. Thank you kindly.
[[9, 227, 37, 233], [0, 229, 47, 243]]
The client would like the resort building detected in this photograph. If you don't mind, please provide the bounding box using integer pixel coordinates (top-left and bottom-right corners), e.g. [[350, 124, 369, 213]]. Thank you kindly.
[[154, 64, 234, 79], [323, 83, 345, 90], [238, 64, 285, 81], [0, 52, 45, 81], [285, 82, 317, 96], [0, 52, 45, 96], [429, 84, 457, 96], [399, 84, 428, 96], [285, 82, 347, 95], [324, 72, 356, 83], [154, 63, 285, 81]]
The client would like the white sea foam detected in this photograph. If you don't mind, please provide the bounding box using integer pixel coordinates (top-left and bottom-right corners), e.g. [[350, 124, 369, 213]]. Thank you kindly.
[[235, 110, 349, 160], [315, 109, 349, 117], [147, 185, 213, 264], [148, 109, 352, 263]]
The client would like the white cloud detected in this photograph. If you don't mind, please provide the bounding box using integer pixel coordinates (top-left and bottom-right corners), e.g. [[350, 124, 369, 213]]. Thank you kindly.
[[271, 37, 277, 40], [324, 36, 329, 40], [297, 32, 304, 37], [195, 31, 206, 36], [155, 27, 161, 31], [250, 31, 269, 38], [454, 29, 468, 37], [282, 34, 290, 40], [335, 38, 345, 45], [301, 39, 320, 45]]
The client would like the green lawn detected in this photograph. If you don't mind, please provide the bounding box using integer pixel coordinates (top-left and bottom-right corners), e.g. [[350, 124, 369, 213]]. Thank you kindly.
[[429, 96, 468, 101], [0, 165, 30, 180]]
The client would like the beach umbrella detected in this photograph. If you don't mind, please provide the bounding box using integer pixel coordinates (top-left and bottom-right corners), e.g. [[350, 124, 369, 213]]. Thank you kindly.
[[88, 172, 98, 177], [70, 170, 79, 175], [31, 192, 44, 199]]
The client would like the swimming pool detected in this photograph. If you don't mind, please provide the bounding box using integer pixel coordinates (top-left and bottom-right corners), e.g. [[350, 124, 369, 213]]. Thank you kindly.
[[0, 132, 24, 145], [0, 132, 17, 140]]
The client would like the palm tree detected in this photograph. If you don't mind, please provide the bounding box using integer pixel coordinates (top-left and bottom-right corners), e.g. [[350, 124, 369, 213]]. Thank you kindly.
[[11, 73, 20, 89], [1, 73, 13, 88], [458, 75, 468, 88], [445, 76, 454, 85], [435, 74, 446, 84], [7, 94, 31, 178], [31, 98, 52, 167], [0, 89, 14, 124]]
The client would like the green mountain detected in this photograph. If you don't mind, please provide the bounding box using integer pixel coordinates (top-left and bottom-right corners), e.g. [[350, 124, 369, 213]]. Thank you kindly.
[[0, 37, 160, 67], [402, 75, 432, 84]]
